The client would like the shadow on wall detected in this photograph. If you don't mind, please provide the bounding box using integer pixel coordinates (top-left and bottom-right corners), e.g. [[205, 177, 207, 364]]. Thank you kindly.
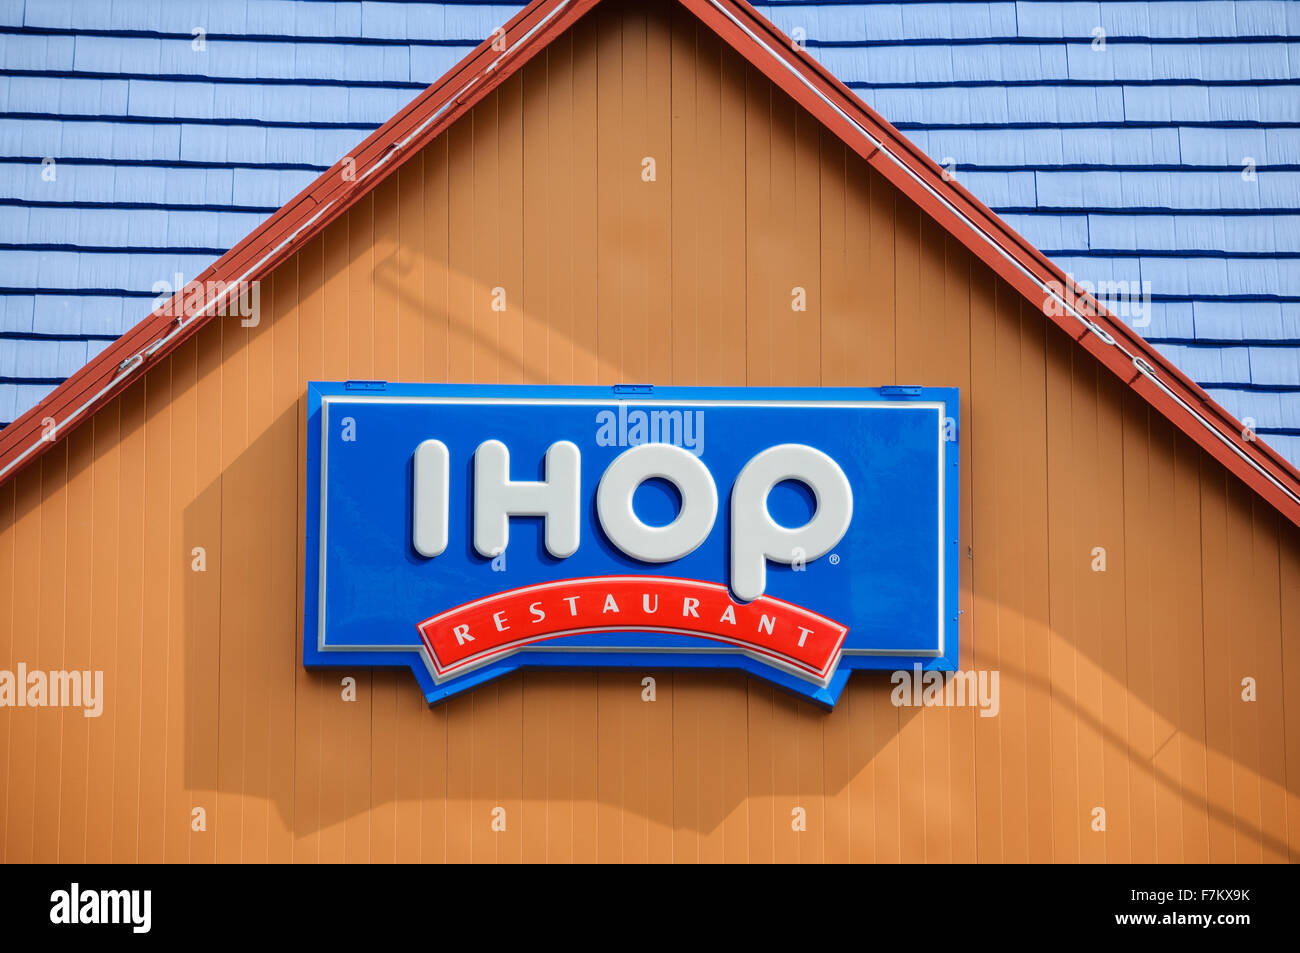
[[0, 206, 1291, 860], [172, 366, 1294, 862], [0, 263, 1292, 861], [164, 179, 1293, 857]]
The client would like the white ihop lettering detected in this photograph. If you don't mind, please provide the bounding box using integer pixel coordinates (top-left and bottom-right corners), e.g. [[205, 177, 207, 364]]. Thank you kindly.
[[729, 444, 853, 602], [596, 443, 717, 562], [412, 439, 450, 557], [473, 439, 580, 559], [412, 437, 853, 600]]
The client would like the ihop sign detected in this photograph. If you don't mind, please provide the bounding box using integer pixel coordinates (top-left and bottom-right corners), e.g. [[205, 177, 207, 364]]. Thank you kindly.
[[304, 383, 959, 706]]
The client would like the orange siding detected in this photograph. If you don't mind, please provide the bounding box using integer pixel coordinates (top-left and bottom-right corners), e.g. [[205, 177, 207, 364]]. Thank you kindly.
[[0, 0, 1297, 862]]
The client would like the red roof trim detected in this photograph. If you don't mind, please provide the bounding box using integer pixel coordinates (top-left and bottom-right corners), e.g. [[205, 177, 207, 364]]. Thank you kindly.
[[2, 0, 1299, 528], [0, 0, 600, 480], [685, 0, 1300, 524]]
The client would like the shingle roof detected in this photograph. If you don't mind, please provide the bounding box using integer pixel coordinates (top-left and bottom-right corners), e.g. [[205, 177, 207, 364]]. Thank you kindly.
[[2, 0, 1299, 463]]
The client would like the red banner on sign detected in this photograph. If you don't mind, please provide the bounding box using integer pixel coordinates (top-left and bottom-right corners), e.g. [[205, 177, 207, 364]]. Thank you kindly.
[[416, 575, 848, 683]]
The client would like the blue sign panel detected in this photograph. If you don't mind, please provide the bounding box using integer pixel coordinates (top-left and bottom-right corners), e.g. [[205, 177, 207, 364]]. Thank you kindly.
[[304, 383, 959, 707]]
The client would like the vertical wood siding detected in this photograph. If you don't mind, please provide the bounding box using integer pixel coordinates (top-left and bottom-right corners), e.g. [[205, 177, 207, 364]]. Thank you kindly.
[[0, 0, 1297, 862]]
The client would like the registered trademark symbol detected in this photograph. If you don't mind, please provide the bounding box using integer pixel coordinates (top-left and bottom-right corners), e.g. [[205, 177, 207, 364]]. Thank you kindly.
[[829, 553, 840, 565]]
